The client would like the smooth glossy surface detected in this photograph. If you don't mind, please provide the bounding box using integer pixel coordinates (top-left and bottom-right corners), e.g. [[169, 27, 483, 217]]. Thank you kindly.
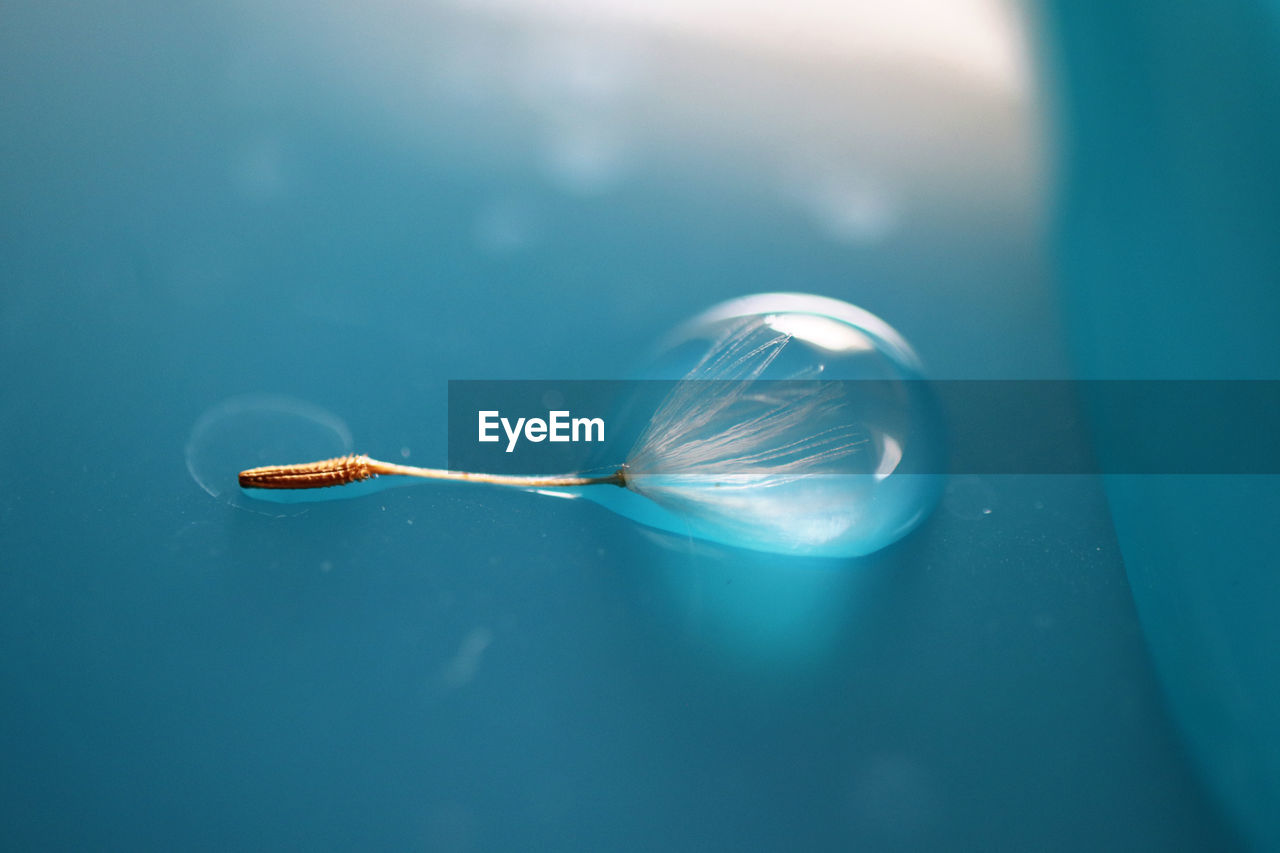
[[1, 3, 1240, 850], [1048, 0, 1280, 845]]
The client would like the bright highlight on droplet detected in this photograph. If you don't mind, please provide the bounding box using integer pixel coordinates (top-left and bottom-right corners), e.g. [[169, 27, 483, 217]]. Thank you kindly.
[[230, 294, 942, 556]]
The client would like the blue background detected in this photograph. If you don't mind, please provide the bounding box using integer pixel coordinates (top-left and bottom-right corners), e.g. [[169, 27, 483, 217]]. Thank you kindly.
[[2, 1, 1276, 850]]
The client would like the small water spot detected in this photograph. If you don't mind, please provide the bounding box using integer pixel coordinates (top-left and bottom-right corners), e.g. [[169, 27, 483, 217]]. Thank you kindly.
[[185, 394, 353, 516]]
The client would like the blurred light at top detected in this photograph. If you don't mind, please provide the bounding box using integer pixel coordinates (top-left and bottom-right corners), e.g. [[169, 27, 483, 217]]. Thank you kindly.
[[454, 0, 1030, 95]]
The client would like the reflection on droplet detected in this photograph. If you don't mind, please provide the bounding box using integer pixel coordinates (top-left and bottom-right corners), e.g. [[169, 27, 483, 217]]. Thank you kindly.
[[185, 394, 353, 516], [646, 532, 863, 668]]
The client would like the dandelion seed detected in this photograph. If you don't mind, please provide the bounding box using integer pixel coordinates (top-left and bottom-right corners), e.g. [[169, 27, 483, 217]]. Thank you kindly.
[[237, 294, 943, 557]]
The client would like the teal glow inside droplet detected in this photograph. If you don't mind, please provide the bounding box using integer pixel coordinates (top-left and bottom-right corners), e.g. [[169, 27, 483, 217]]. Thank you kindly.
[[583, 293, 943, 557]]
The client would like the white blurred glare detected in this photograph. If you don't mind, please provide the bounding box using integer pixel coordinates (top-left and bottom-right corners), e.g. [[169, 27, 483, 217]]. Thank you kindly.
[[540, 122, 630, 194], [232, 0, 1037, 234], [456, 0, 1027, 95], [798, 174, 901, 244], [516, 33, 644, 108]]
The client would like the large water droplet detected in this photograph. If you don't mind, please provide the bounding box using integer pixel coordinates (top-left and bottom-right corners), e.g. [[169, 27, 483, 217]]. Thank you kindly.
[[586, 293, 943, 557]]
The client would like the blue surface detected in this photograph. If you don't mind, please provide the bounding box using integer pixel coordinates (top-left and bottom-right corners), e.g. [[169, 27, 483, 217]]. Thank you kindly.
[[1045, 0, 1280, 847], [0, 2, 1259, 850]]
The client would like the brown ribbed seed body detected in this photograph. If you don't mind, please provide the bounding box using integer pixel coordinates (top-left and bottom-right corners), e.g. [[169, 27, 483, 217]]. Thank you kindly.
[[238, 454, 376, 489], [239, 454, 625, 492]]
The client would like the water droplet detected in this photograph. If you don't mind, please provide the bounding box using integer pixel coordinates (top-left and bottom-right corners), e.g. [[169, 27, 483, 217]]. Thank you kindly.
[[585, 293, 943, 557]]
